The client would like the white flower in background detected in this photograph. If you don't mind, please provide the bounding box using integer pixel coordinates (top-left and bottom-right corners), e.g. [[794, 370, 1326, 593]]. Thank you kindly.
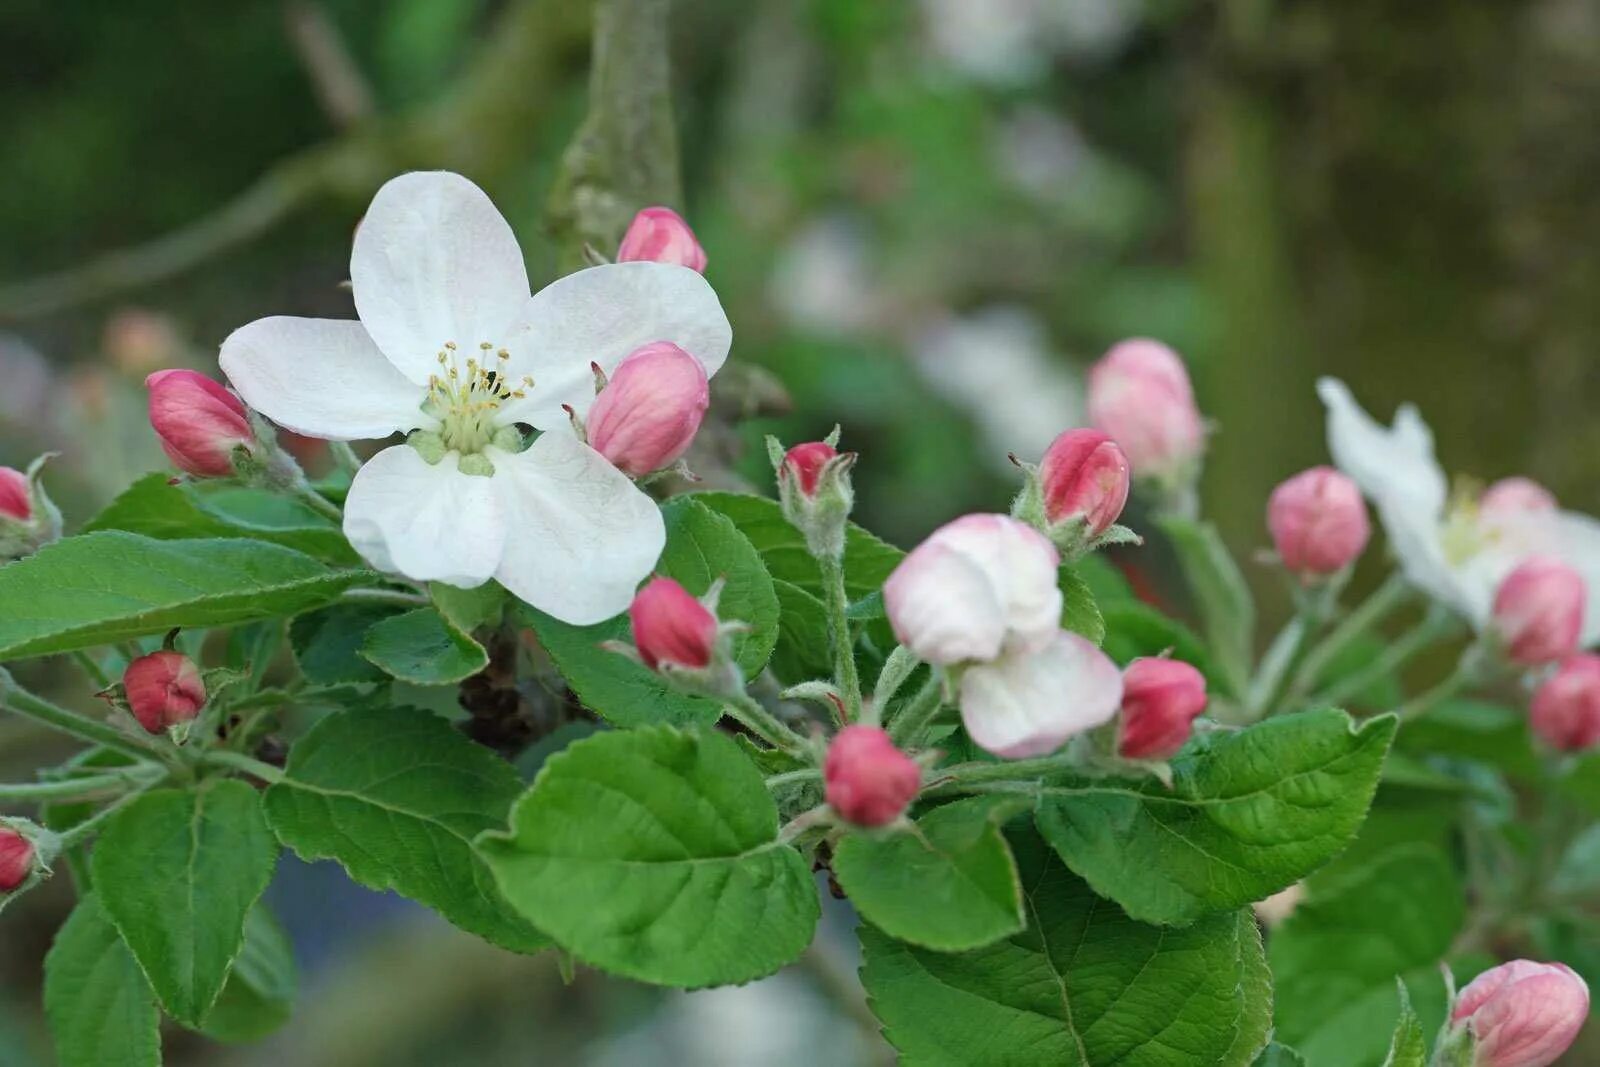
[[768, 214, 877, 336], [221, 171, 731, 625], [919, 0, 1138, 86], [1319, 378, 1600, 643]]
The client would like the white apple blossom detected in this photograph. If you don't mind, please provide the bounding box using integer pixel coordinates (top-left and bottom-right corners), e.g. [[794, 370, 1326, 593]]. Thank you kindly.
[[220, 171, 731, 625], [1319, 378, 1600, 643], [958, 631, 1123, 758]]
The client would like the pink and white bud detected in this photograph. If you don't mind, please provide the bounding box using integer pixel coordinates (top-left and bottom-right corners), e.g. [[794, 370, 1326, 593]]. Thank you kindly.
[[1481, 477, 1558, 518], [775, 438, 857, 561], [1038, 429, 1130, 536], [617, 206, 707, 273], [824, 725, 921, 827], [0, 468, 30, 522], [587, 342, 710, 477], [1530, 654, 1600, 752], [124, 651, 207, 734], [0, 827, 35, 893], [1116, 657, 1208, 760], [146, 369, 254, 477], [885, 514, 1063, 666], [958, 631, 1123, 758], [1451, 960, 1589, 1067], [629, 577, 719, 671], [1266, 466, 1370, 577], [1492, 557, 1586, 666], [783, 442, 839, 497], [1087, 338, 1205, 482]]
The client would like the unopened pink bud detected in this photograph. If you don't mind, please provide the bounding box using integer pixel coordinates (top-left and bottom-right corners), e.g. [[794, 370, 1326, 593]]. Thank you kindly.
[[0, 467, 30, 522], [0, 828, 34, 892], [587, 342, 710, 477], [824, 725, 920, 827], [1087, 339, 1205, 480], [1116, 657, 1207, 760], [1038, 429, 1130, 536], [1482, 477, 1557, 517], [1530, 654, 1600, 752], [146, 369, 254, 477], [630, 577, 718, 671], [1267, 466, 1370, 577], [124, 651, 207, 734], [1493, 557, 1586, 666], [1452, 960, 1589, 1067], [616, 206, 707, 273], [783, 442, 838, 497]]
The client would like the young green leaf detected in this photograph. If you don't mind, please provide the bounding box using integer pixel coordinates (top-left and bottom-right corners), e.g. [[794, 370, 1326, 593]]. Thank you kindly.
[[1381, 980, 1428, 1067], [199, 905, 297, 1044], [262, 705, 546, 954], [430, 580, 507, 632], [1058, 566, 1105, 644], [1254, 1045, 1310, 1067], [92, 781, 279, 1026], [1034, 708, 1396, 926], [0, 533, 373, 660], [360, 606, 489, 684], [480, 725, 819, 987], [1100, 601, 1219, 689], [833, 796, 1026, 951], [290, 602, 399, 684], [859, 828, 1271, 1066], [43, 894, 161, 1067]]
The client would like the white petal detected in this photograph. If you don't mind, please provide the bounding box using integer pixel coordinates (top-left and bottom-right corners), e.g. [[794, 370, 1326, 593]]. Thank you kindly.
[[220, 317, 427, 440], [343, 445, 507, 587], [926, 514, 1062, 653], [488, 431, 666, 625], [499, 262, 732, 431], [1318, 378, 1447, 518], [883, 541, 1009, 665], [959, 631, 1123, 759], [350, 172, 532, 383]]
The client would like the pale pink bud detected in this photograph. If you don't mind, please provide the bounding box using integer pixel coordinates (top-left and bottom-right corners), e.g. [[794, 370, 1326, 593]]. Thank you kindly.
[[587, 342, 710, 477], [783, 441, 838, 497], [824, 725, 921, 827], [616, 206, 707, 273], [1116, 657, 1208, 760], [1530, 654, 1600, 752], [1492, 557, 1586, 665], [1451, 960, 1589, 1067], [124, 651, 207, 734], [1038, 429, 1130, 535], [0, 828, 34, 892], [0, 467, 30, 522], [145, 369, 254, 477], [1266, 466, 1370, 577], [1481, 477, 1557, 518], [1087, 338, 1205, 480], [629, 577, 718, 671], [884, 514, 1062, 666]]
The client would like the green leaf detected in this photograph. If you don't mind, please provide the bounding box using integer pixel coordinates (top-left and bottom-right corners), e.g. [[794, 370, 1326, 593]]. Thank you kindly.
[[770, 577, 833, 681], [1156, 515, 1255, 698], [43, 894, 161, 1067], [1100, 601, 1219, 689], [833, 796, 1025, 951], [1073, 553, 1134, 603], [1271, 846, 1464, 1067], [430, 580, 507, 632], [0, 533, 373, 661], [1034, 709, 1396, 926], [1058, 566, 1105, 643], [1381, 981, 1428, 1067], [92, 781, 279, 1026], [86, 472, 359, 564], [1254, 1045, 1309, 1067], [480, 726, 819, 987], [859, 828, 1271, 1066], [262, 705, 546, 953], [361, 606, 488, 684], [289, 603, 399, 684], [199, 905, 297, 1044], [521, 497, 780, 728]]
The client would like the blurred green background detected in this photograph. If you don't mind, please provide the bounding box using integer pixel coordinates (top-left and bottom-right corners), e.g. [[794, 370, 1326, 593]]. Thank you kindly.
[[3, 0, 1598, 1063]]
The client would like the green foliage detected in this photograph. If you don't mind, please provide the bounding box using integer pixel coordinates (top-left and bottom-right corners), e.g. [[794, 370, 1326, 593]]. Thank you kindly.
[[481, 726, 819, 987], [43, 894, 161, 1067], [200, 906, 297, 1044], [430, 580, 507, 632], [1381, 981, 1428, 1067], [1254, 1046, 1309, 1067], [1057, 567, 1105, 643], [1156, 515, 1255, 698], [1034, 709, 1396, 925], [859, 828, 1271, 1066], [360, 606, 488, 684], [0, 532, 372, 660], [1100, 600, 1218, 684], [289, 602, 398, 685], [262, 706, 546, 953], [91, 781, 279, 1027], [833, 796, 1027, 951]]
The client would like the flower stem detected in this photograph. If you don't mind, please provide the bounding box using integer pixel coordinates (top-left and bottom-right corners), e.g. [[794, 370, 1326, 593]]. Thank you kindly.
[[70, 650, 112, 689], [1287, 573, 1413, 700], [0, 768, 162, 804], [0, 670, 158, 762], [818, 555, 862, 724], [295, 482, 344, 522], [887, 676, 945, 749], [340, 587, 430, 608], [1310, 607, 1461, 710], [1394, 657, 1478, 723], [723, 692, 810, 756], [202, 749, 287, 784], [54, 784, 158, 849], [765, 768, 822, 791]]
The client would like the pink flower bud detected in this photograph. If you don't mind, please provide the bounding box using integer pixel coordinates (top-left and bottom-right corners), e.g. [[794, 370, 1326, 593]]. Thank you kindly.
[[824, 725, 921, 827], [616, 206, 707, 273], [1038, 429, 1130, 536], [783, 441, 838, 497], [1451, 960, 1589, 1067], [145, 369, 254, 477], [1087, 339, 1205, 481], [629, 577, 718, 671], [0, 827, 34, 892], [0, 467, 30, 522], [1530, 654, 1600, 752], [1482, 477, 1558, 517], [1492, 557, 1586, 666], [1266, 466, 1370, 577], [587, 342, 710, 477], [124, 651, 207, 734], [1116, 657, 1208, 760]]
